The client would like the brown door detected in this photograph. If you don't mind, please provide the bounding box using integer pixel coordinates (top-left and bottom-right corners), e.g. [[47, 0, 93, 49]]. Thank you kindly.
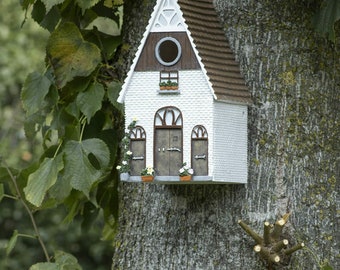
[[154, 128, 182, 176], [191, 125, 208, 175], [130, 126, 146, 176], [130, 140, 145, 176], [191, 139, 208, 175]]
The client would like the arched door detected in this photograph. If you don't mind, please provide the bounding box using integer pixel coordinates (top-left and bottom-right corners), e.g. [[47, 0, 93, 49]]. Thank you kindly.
[[191, 125, 208, 176], [130, 126, 146, 176], [154, 106, 183, 176]]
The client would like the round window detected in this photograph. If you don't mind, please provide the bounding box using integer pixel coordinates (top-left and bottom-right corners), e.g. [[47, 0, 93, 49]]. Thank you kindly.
[[155, 37, 182, 66]]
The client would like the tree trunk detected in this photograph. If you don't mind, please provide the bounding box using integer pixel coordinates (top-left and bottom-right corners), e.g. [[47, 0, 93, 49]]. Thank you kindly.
[[112, 0, 339, 269]]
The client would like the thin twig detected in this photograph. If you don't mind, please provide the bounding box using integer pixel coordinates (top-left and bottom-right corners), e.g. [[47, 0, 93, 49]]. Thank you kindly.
[[4, 161, 50, 262]]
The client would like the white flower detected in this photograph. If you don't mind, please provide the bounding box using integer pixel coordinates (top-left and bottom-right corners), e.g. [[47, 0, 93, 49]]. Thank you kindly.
[[126, 150, 132, 155], [179, 168, 185, 173], [116, 165, 121, 170], [188, 168, 194, 175], [122, 160, 128, 165], [132, 117, 138, 122]]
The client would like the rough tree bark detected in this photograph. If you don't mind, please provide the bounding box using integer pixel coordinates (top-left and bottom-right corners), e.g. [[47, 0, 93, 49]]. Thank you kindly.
[[112, 0, 339, 269]]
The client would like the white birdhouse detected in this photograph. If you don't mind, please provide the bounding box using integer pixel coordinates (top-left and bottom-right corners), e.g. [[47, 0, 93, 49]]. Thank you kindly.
[[117, 0, 251, 183]]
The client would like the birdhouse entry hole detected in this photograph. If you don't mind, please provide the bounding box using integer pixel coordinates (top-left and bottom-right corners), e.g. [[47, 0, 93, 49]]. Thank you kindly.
[[155, 37, 182, 66]]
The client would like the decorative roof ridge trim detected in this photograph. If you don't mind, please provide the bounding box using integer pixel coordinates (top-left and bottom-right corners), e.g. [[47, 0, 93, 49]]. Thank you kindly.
[[150, 0, 186, 32], [117, 0, 162, 103]]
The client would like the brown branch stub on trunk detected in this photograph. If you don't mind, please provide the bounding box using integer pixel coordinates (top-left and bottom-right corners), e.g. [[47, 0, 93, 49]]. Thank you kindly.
[[270, 218, 286, 241], [263, 221, 271, 246], [272, 239, 289, 252], [238, 220, 263, 244], [284, 242, 305, 256], [254, 245, 281, 263], [254, 244, 262, 253], [238, 213, 305, 269]]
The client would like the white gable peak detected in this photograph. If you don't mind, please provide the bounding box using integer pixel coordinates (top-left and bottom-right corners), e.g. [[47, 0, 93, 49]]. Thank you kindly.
[[151, 0, 186, 32]]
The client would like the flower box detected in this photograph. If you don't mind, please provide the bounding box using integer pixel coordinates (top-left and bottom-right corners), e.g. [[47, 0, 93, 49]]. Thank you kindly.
[[159, 80, 178, 90], [141, 175, 154, 182], [160, 86, 178, 90], [180, 175, 192, 181]]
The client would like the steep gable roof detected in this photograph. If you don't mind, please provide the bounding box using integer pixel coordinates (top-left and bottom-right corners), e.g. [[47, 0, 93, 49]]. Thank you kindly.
[[118, 0, 251, 105], [178, 0, 251, 104]]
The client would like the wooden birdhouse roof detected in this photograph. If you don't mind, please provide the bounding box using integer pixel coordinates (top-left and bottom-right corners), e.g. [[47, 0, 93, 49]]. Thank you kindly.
[[178, 0, 251, 104], [118, 0, 251, 105]]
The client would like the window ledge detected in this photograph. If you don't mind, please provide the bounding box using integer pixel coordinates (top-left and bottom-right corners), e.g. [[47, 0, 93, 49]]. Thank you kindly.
[[158, 89, 180, 94], [122, 175, 213, 183]]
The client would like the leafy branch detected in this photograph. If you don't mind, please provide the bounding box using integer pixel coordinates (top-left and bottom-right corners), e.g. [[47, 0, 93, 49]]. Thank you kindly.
[[0, 0, 127, 268], [1, 160, 50, 262], [19, 0, 125, 243]]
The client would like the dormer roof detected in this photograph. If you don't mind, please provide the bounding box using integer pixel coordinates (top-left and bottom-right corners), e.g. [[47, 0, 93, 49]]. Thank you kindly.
[[117, 0, 251, 105]]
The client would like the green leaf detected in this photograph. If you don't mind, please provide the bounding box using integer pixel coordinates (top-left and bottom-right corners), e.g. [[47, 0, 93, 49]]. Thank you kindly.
[[81, 9, 99, 28], [64, 139, 110, 196], [29, 263, 58, 270], [62, 190, 83, 223], [21, 72, 52, 116], [23, 112, 46, 139], [81, 202, 99, 231], [83, 30, 122, 60], [76, 0, 100, 13], [65, 101, 81, 119], [0, 167, 14, 183], [47, 22, 101, 88], [313, 0, 340, 41], [16, 163, 40, 195], [40, 7, 61, 32], [41, 0, 64, 13], [54, 250, 82, 269], [21, 0, 35, 9], [92, 2, 121, 21], [29, 249, 80, 268], [0, 183, 4, 202], [6, 230, 18, 256], [101, 222, 116, 241], [96, 174, 119, 232], [24, 155, 64, 207], [321, 263, 334, 270], [50, 106, 79, 137], [76, 82, 105, 122], [48, 173, 72, 202], [61, 73, 92, 101], [31, 0, 46, 24], [107, 80, 123, 111]]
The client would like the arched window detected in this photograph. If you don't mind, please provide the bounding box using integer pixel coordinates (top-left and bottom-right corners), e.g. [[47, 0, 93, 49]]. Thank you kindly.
[[154, 106, 182, 127]]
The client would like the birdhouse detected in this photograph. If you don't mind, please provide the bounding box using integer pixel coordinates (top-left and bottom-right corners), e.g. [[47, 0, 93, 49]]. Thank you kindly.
[[117, 0, 251, 183]]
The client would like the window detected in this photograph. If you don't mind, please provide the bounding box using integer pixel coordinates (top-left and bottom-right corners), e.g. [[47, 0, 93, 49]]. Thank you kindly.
[[159, 70, 178, 90], [155, 37, 181, 66]]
